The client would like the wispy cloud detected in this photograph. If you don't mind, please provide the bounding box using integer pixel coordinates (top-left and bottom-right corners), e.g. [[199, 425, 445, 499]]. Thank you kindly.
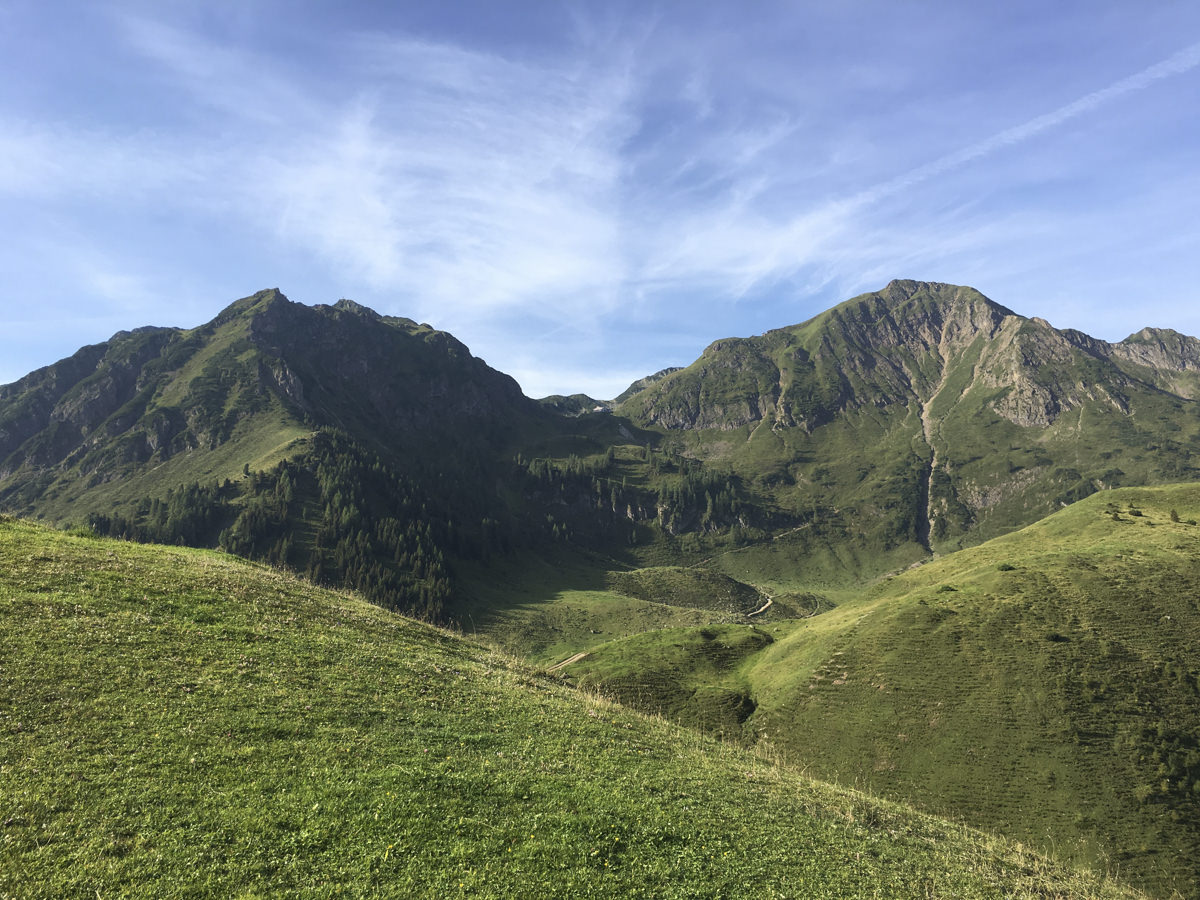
[[846, 39, 1200, 210], [117, 16, 643, 328], [38, 11, 1200, 328], [622, 33, 1200, 318], [4, 4, 1199, 396], [117, 12, 317, 127], [0, 118, 210, 201]]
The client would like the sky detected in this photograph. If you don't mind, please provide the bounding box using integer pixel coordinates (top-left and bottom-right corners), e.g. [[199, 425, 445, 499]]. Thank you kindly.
[[2, 1, 1199, 399]]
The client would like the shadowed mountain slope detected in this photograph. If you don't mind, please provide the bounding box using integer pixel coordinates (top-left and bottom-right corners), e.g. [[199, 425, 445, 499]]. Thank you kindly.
[[0, 289, 540, 515]]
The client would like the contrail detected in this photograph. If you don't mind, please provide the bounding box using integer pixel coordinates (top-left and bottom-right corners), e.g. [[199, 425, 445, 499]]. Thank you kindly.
[[851, 39, 1200, 208]]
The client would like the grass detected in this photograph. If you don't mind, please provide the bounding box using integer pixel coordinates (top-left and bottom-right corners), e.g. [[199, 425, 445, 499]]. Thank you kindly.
[[606, 566, 765, 615], [0, 517, 1143, 899], [455, 550, 755, 666], [569, 623, 776, 739], [23, 413, 312, 524], [564, 486, 1200, 898]]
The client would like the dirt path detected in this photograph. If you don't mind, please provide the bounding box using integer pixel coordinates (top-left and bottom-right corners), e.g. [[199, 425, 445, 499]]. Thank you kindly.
[[548, 651, 589, 672]]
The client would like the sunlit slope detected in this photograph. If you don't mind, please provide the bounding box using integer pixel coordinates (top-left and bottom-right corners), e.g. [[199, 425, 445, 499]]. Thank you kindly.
[[567, 486, 1200, 898], [0, 519, 1139, 899]]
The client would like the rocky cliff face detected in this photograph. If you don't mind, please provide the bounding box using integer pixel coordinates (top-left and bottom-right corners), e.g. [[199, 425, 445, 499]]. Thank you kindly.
[[620, 280, 1195, 432], [0, 329, 182, 477], [620, 281, 1017, 432], [1114, 327, 1200, 371], [1108, 327, 1200, 399]]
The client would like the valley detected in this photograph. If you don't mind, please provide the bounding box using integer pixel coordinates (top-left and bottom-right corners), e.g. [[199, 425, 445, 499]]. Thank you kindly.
[[4, 280, 1200, 896]]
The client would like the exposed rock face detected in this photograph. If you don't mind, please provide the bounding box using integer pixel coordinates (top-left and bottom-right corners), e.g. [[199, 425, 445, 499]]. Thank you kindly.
[[1108, 327, 1200, 399], [1114, 327, 1200, 371], [620, 280, 1196, 431]]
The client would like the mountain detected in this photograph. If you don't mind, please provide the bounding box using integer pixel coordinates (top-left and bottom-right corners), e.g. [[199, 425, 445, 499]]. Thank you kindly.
[[537, 392, 608, 415], [562, 483, 1200, 897], [0, 289, 556, 618], [5, 281, 1200, 895], [0, 517, 1141, 899], [616, 280, 1200, 572], [612, 366, 683, 403], [0, 288, 537, 506], [6, 280, 1200, 614]]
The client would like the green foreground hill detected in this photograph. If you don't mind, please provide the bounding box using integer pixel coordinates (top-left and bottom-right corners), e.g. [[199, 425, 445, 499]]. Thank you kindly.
[[0, 518, 1139, 899], [565, 485, 1200, 898]]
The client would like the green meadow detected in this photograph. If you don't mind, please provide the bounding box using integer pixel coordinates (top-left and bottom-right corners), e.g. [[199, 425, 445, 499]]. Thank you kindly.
[[564, 486, 1200, 897], [0, 517, 1141, 898]]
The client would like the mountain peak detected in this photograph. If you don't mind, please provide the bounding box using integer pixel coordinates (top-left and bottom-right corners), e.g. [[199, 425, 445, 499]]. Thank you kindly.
[[331, 298, 380, 319], [811, 281, 1016, 367], [1124, 325, 1187, 344], [1113, 325, 1200, 375], [623, 279, 1198, 440], [209, 287, 292, 328], [873, 279, 1015, 318]]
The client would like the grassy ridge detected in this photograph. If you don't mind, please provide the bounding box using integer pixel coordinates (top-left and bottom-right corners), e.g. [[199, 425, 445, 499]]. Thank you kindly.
[[0, 518, 1139, 898], [607, 566, 765, 615], [566, 486, 1200, 897], [452, 550, 752, 666]]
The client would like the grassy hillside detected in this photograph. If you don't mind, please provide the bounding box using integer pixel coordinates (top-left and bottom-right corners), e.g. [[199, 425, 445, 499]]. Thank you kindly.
[[565, 486, 1200, 898], [0, 518, 1141, 899]]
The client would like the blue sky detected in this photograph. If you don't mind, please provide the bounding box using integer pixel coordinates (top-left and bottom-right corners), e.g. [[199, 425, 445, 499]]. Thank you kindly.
[[2, 1, 1199, 398]]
